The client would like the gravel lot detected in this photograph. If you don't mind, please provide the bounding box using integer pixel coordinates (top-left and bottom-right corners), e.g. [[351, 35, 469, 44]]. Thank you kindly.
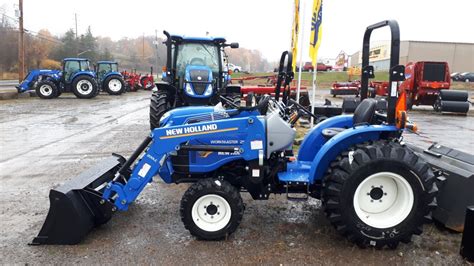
[[0, 90, 471, 264]]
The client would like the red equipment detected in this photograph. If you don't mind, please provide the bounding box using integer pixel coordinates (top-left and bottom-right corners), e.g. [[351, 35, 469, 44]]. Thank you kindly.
[[121, 70, 141, 92], [367, 62, 469, 114], [139, 67, 155, 90], [400, 62, 451, 108], [369, 81, 389, 97], [232, 74, 310, 105], [330, 81, 360, 97]]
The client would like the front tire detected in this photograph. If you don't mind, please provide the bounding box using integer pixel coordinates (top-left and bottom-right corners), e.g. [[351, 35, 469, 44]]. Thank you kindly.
[[104, 76, 126, 95], [180, 179, 244, 240], [72, 75, 98, 99], [149, 91, 171, 129], [35, 80, 58, 99], [322, 140, 437, 248]]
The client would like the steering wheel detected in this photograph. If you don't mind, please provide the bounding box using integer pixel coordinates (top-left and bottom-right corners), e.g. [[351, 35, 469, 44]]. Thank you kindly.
[[190, 58, 205, 65]]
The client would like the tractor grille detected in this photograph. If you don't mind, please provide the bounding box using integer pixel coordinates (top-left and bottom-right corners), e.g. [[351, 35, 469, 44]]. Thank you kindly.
[[189, 69, 210, 95], [192, 83, 207, 95], [423, 63, 447, 82], [185, 112, 230, 124]]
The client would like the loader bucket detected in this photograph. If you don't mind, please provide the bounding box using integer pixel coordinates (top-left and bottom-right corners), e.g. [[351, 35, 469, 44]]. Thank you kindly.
[[31, 155, 125, 245], [407, 143, 474, 232]]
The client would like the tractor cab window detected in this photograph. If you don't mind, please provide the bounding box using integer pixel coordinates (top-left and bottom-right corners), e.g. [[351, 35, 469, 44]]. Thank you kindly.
[[111, 63, 118, 72], [98, 63, 112, 80], [98, 63, 112, 73], [64, 61, 81, 81], [80, 61, 91, 71], [175, 43, 220, 77]]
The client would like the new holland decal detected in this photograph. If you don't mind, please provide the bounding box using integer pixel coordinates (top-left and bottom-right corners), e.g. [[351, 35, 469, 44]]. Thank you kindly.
[[160, 124, 238, 139]]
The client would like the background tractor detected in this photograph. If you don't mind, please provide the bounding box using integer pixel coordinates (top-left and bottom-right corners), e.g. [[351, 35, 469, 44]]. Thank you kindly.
[[95, 61, 126, 95], [149, 31, 241, 129], [17, 58, 99, 99]]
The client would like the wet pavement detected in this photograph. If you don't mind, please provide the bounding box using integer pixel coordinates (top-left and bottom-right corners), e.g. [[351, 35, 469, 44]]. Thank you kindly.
[[0, 91, 471, 264]]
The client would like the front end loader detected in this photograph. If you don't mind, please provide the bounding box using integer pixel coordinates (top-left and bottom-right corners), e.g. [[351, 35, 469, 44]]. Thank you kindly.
[[33, 20, 441, 249]]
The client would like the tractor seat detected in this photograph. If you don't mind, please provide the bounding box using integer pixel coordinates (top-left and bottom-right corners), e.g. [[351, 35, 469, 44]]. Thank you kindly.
[[322, 98, 377, 139]]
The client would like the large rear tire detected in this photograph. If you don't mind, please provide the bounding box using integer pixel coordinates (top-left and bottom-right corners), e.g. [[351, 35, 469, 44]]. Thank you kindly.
[[150, 91, 171, 129], [322, 140, 437, 248], [104, 76, 126, 95], [35, 80, 58, 99], [72, 75, 98, 99], [180, 179, 244, 240]]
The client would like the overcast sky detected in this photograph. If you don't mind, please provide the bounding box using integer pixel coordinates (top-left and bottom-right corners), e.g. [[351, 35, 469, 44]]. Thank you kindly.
[[1, 0, 473, 61]]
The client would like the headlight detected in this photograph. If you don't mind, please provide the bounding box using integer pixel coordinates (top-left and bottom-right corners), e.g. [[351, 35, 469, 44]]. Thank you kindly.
[[203, 84, 213, 96], [185, 83, 195, 95]]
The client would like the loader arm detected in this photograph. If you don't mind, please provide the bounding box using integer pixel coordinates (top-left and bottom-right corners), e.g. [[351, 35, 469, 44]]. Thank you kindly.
[[103, 115, 266, 211]]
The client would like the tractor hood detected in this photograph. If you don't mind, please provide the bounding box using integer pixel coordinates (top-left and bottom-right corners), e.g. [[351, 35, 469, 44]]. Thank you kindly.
[[184, 65, 213, 98], [159, 104, 227, 127]]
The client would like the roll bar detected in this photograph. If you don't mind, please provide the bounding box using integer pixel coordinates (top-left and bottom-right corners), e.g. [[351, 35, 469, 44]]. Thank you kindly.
[[360, 20, 405, 125]]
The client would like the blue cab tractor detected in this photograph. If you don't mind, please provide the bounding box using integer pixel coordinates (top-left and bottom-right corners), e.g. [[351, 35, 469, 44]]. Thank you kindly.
[[95, 61, 126, 95], [149, 31, 241, 129], [17, 58, 99, 99], [33, 21, 438, 249], [17, 59, 126, 99]]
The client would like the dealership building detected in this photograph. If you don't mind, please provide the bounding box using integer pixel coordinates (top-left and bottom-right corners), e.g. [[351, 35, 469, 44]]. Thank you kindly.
[[349, 41, 474, 73]]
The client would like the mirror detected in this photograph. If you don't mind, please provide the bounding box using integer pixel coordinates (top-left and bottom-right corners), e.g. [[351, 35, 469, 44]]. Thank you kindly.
[[230, 42, 239, 49]]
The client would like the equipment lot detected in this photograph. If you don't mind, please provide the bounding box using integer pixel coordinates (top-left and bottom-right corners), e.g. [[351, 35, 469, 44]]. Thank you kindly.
[[0, 91, 472, 264]]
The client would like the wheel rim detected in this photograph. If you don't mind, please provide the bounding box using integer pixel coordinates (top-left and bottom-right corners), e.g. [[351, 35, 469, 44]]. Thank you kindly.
[[353, 172, 414, 229], [191, 194, 231, 232], [76, 80, 93, 95], [108, 79, 122, 92], [39, 84, 53, 96], [144, 80, 152, 88]]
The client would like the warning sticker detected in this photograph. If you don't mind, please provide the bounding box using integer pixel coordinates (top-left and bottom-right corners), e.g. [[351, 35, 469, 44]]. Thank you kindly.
[[252, 169, 260, 177], [250, 140, 263, 150], [390, 81, 398, 97], [138, 163, 151, 178]]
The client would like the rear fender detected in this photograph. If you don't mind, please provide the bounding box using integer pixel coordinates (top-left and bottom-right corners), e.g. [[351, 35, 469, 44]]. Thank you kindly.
[[308, 125, 400, 183], [103, 71, 123, 80], [156, 81, 177, 99], [298, 115, 353, 161]]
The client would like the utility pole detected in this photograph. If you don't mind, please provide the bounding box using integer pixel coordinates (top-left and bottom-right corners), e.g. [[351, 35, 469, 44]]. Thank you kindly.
[[18, 0, 24, 82], [142, 33, 145, 60], [75, 13, 78, 55], [155, 29, 159, 70], [75, 13, 78, 39]]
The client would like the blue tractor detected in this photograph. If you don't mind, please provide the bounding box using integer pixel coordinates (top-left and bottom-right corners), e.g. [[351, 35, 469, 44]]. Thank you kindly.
[[32, 21, 437, 249], [95, 61, 126, 95], [17, 58, 99, 99], [149, 31, 241, 129]]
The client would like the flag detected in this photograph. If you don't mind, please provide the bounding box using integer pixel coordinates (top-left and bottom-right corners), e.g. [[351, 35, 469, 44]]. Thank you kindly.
[[291, 0, 300, 72], [309, 0, 323, 66]]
